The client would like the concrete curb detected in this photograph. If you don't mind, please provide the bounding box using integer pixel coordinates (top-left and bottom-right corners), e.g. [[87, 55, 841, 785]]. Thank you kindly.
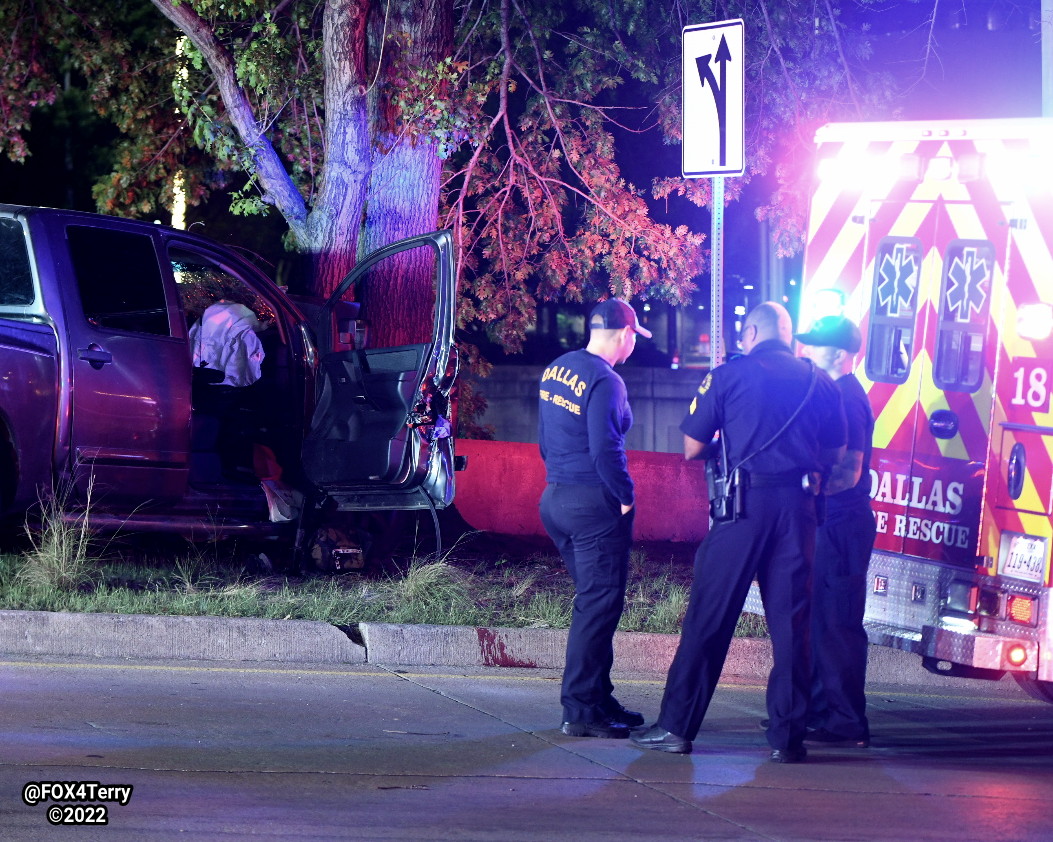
[[357, 621, 979, 688], [359, 623, 765, 676], [0, 610, 984, 689], [0, 610, 365, 664], [359, 622, 759, 673]]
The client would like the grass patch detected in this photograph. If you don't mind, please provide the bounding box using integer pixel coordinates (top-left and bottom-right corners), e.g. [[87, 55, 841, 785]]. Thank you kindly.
[[0, 529, 769, 638], [15, 484, 96, 592]]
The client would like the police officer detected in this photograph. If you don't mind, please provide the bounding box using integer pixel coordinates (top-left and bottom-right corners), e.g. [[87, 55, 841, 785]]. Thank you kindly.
[[631, 302, 846, 762], [796, 315, 876, 749], [538, 298, 650, 739]]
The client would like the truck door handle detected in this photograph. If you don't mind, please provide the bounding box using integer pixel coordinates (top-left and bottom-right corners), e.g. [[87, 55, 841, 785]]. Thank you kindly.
[[78, 344, 113, 369]]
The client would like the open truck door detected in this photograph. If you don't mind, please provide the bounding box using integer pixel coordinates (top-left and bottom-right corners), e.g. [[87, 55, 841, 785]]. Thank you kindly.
[[302, 230, 458, 515]]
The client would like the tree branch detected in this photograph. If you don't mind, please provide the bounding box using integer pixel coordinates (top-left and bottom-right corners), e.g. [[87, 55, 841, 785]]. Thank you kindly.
[[148, 0, 308, 238]]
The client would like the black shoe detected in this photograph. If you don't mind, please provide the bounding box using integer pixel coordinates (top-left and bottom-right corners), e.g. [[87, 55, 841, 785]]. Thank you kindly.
[[629, 724, 692, 754], [803, 728, 869, 748], [560, 718, 631, 739], [604, 703, 645, 728], [758, 718, 770, 730], [769, 746, 807, 764]]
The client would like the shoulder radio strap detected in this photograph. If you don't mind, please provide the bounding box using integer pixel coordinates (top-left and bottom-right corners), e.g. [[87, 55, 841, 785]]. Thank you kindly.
[[726, 359, 818, 477]]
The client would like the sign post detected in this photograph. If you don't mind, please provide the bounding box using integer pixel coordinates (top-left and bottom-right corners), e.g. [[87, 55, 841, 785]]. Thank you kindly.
[[682, 20, 744, 370]]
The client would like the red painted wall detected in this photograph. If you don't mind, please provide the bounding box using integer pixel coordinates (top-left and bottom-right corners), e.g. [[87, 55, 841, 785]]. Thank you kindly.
[[454, 439, 710, 543]]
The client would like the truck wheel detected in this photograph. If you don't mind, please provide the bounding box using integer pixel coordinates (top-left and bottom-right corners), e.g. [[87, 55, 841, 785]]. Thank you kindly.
[[0, 443, 23, 550], [1013, 674, 1053, 704]]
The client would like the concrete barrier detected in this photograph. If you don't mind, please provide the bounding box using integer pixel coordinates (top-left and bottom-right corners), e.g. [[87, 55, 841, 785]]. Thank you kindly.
[[465, 365, 708, 453], [454, 439, 710, 543]]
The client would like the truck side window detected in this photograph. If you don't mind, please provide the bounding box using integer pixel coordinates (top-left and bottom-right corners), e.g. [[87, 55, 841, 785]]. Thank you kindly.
[[170, 249, 274, 330], [933, 239, 993, 393], [67, 226, 171, 336], [0, 217, 36, 307], [866, 237, 921, 385]]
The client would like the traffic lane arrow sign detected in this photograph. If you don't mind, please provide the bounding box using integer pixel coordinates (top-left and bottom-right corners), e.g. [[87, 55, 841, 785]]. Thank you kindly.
[[683, 20, 744, 177]]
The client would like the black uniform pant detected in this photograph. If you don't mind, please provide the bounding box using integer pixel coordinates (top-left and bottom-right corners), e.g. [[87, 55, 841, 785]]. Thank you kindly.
[[540, 483, 634, 723], [191, 381, 259, 481], [657, 485, 816, 751], [809, 501, 876, 739]]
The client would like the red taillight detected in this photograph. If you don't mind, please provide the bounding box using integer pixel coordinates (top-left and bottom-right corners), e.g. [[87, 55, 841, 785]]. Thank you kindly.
[[1007, 594, 1036, 626], [1006, 644, 1029, 668]]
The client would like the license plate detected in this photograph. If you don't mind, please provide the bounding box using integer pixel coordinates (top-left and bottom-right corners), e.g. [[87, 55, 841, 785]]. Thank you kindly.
[[999, 532, 1048, 584]]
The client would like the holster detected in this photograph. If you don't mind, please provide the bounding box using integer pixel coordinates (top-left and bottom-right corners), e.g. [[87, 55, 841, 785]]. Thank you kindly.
[[707, 462, 744, 522]]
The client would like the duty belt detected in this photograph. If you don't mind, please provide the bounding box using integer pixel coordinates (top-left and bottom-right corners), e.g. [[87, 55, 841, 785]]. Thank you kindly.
[[746, 470, 811, 488]]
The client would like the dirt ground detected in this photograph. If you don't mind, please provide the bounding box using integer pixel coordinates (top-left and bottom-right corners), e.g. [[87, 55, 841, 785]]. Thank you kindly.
[[437, 504, 694, 556]]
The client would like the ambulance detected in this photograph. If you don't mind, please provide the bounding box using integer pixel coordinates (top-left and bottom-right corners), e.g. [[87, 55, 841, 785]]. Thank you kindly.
[[796, 118, 1053, 702]]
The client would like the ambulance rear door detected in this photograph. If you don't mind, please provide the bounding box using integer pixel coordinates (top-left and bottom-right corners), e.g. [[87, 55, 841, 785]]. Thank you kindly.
[[863, 162, 1003, 570]]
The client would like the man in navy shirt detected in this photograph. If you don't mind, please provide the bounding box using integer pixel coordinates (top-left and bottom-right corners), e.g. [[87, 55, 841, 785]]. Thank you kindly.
[[632, 302, 846, 761], [538, 298, 650, 739], [795, 315, 876, 749]]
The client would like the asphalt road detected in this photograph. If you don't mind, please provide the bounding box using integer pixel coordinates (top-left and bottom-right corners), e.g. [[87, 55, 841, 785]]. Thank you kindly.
[[4, 656, 1051, 841]]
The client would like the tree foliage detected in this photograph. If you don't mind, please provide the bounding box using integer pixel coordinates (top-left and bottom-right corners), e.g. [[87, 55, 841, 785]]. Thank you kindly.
[[648, 1, 900, 257], [441, 0, 708, 350], [441, 0, 900, 346], [0, 0, 904, 351]]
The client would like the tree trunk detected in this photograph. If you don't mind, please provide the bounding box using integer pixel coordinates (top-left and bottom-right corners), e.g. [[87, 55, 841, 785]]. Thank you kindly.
[[359, 0, 453, 348], [302, 0, 374, 300], [151, 0, 449, 354]]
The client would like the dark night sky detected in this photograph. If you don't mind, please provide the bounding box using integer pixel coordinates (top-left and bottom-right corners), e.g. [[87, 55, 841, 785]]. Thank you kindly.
[[866, 0, 1043, 119]]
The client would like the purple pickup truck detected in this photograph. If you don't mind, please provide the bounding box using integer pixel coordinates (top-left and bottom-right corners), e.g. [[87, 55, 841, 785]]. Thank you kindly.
[[0, 204, 458, 558]]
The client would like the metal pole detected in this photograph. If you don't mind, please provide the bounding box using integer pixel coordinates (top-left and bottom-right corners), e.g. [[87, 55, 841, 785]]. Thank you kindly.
[[710, 175, 725, 369], [1044, 0, 1052, 117]]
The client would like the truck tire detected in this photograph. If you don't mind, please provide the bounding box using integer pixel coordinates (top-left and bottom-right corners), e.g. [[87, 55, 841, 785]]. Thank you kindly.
[[0, 434, 24, 550], [1013, 674, 1053, 704]]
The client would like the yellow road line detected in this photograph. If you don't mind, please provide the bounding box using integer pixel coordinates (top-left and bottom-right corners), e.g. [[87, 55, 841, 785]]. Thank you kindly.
[[0, 659, 612, 683]]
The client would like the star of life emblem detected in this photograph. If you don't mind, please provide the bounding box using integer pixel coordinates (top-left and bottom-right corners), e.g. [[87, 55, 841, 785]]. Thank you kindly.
[[944, 247, 989, 323], [876, 243, 918, 317]]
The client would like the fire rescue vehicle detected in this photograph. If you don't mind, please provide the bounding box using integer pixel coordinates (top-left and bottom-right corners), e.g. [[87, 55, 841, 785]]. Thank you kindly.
[[796, 118, 1053, 703]]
